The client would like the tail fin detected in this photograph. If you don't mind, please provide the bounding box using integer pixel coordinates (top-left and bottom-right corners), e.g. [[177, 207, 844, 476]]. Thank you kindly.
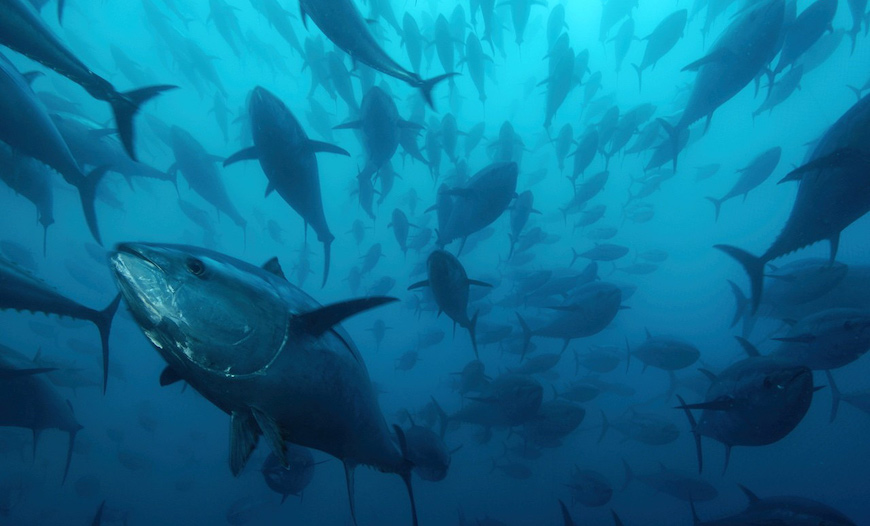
[[62, 429, 77, 484], [621, 458, 633, 491], [611, 509, 625, 526], [689, 500, 701, 526], [111, 85, 178, 160], [393, 425, 420, 526], [624, 336, 631, 373], [825, 370, 841, 423], [431, 397, 449, 439], [570, 247, 580, 267], [558, 500, 574, 526], [515, 313, 532, 359], [418, 73, 457, 110], [88, 294, 122, 393], [726, 279, 748, 328], [674, 395, 702, 473], [849, 26, 860, 55], [705, 196, 722, 221], [632, 63, 642, 91], [714, 245, 765, 314], [73, 166, 111, 246], [847, 85, 863, 101], [598, 410, 609, 443], [656, 118, 681, 172], [468, 311, 479, 359], [321, 236, 333, 288], [91, 500, 106, 526]]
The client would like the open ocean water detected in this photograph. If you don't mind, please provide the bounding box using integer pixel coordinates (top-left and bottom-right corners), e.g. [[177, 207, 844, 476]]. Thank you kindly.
[[0, 0, 869, 524]]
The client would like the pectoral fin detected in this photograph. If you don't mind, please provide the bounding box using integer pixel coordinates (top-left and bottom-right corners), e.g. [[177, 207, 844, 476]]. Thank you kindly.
[[772, 334, 816, 344], [230, 411, 259, 476], [305, 140, 350, 156]]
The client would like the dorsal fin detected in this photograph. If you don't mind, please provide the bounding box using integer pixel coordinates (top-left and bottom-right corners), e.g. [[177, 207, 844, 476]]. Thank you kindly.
[[698, 368, 718, 383], [737, 484, 760, 504], [734, 336, 760, 358], [295, 297, 398, 336], [262, 257, 286, 280]]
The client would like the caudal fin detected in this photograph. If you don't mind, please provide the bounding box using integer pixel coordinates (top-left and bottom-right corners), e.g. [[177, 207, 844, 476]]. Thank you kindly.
[[825, 370, 841, 423], [468, 311, 479, 359], [418, 73, 457, 110], [393, 425, 420, 526], [714, 245, 765, 314], [621, 458, 633, 491], [111, 85, 178, 160], [321, 236, 333, 288], [656, 118, 681, 172], [73, 166, 111, 246], [704, 197, 722, 221], [597, 410, 609, 443], [726, 280, 748, 328], [62, 429, 78, 484], [674, 395, 702, 473], [632, 64, 642, 91], [515, 313, 532, 359], [88, 294, 122, 393]]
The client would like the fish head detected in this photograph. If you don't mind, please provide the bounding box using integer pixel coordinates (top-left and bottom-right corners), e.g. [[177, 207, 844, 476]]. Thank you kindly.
[[427, 249, 465, 284], [111, 243, 289, 378], [745, 363, 814, 418], [405, 427, 450, 481]]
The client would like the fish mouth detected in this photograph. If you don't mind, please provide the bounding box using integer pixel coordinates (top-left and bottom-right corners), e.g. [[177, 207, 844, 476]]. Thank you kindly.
[[110, 243, 172, 328], [113, 243, 162, 272]]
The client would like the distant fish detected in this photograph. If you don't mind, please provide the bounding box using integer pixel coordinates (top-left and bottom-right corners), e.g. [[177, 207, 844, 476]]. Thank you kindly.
[[0, 0, 176, 159], [298, 0, 454, 107]]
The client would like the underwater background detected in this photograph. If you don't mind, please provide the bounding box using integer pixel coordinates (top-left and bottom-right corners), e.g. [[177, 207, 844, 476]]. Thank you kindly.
[[1, 0, 869, 524]]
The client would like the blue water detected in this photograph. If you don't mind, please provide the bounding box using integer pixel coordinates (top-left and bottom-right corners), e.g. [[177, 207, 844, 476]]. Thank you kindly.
[[1, 0, 869, 524]]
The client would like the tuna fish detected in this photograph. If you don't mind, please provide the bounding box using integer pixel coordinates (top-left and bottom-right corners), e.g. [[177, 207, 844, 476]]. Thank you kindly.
[[298, 0, 454, 107], [224, 87, 348, 286], [409, 250, 491, 357], [691, 485, 856, 526], [261, 444, 320, 502], [436, 162, 519, 249], [660, 0, 785, 169], [169, 127, 247, 238], [0, 257, 120, 391], [0, 348, 82, 483], [676, 338, 816, 473], [716, 94, 870, 313], [516, 282, 624, 355], [0, 0, 175, 158], [110, 243, 419, 525], [705, 147, 781, 220], [634, 10, 687, 90]]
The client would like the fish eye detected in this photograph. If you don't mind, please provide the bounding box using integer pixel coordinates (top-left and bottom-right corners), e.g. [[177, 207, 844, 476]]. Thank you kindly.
[[186, 258, 206, 276], [763, 377, 772, 389]]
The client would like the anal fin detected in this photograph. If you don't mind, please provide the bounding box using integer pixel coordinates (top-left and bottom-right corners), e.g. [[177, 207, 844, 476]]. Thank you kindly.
[[251, 407, 287, 466]]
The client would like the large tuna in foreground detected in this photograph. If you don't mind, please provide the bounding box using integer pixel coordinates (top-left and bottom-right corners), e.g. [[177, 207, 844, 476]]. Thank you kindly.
[[717, 93, 870, 313], [110, 243, 418, 525]]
